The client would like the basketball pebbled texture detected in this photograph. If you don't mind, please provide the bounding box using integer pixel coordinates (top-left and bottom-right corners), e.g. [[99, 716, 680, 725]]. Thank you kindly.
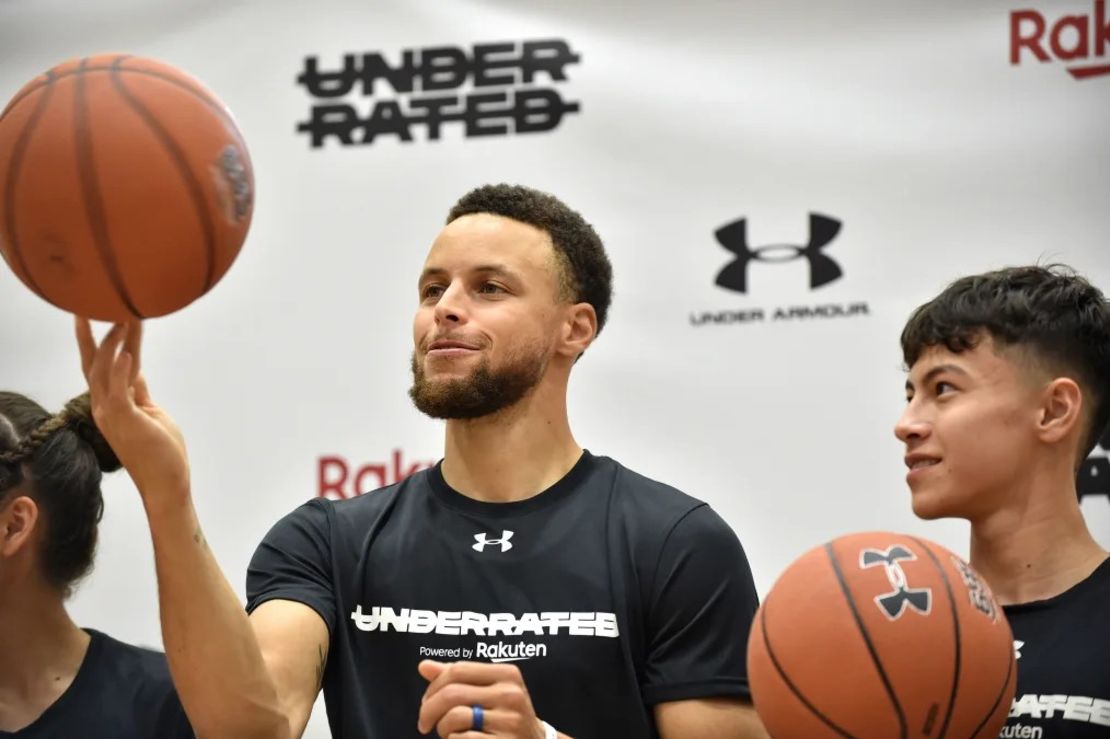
[[0, 54, 253, 321], [747, 531, 1016, 739]]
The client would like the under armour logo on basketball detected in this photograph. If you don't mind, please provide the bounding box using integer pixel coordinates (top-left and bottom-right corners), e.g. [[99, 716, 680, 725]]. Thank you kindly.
[[473, 530, 514, 552], [859, 545, 932, 620], [714, 213, 843, 293]]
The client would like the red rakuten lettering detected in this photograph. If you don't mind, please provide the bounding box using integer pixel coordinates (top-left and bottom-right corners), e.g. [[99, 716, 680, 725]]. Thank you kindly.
[[1051, 14, 1090, 60], [1011, 10, 1050, 64], [317, 451, 435, 499], [1098, 0, 1110, 54], [1011, 1, 1110, 68], [354, 463, 388, 493], [318, 456, 351, 500]]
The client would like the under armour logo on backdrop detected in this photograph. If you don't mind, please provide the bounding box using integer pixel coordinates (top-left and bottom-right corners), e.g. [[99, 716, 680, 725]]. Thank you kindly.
[[473, 530, 514, 552], [1078, 421, 1109, 502], [714, 213, 843, 293], [859, 545, 932, 620]]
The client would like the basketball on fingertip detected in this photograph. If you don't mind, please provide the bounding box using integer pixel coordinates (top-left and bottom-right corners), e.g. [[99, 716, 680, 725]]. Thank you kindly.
[[0, 54, 253, 322], [747, 531, 1016, 739]]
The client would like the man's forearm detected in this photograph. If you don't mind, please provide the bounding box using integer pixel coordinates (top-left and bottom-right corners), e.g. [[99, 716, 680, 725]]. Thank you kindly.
[[144, 492, 292, 739], [655, 697, 768, 739]]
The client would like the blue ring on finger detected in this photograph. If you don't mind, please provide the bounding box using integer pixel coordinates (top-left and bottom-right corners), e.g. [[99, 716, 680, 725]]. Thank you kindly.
[[472, 705, 484, 732]]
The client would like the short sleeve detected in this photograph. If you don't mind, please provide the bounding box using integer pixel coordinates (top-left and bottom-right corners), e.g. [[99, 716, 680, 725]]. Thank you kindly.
[[245, 499, 337, 635], [641, 504, 760, 705]]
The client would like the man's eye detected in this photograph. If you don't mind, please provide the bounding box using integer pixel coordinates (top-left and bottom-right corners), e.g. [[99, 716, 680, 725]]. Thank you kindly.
[[478, 283, 506, 294], [421, 285, 444, 300]]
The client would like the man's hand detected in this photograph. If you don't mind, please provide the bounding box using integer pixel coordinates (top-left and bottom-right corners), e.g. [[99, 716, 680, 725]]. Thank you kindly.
[[417, 661, 546, 738], [75, 318, 190, 505]]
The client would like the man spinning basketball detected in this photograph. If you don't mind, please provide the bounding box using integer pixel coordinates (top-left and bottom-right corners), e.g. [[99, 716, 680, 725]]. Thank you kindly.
[[896, 265, 1110, 737], [78, 185, 766, 738]]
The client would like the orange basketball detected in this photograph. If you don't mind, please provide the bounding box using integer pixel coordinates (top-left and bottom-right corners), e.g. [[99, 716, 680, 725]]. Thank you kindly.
[[0, 54, 253, 321], [748, 532, 1016, 739]]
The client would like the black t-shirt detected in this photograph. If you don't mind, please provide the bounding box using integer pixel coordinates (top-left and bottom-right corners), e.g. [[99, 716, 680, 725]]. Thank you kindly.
[[0, 629, 193, 739], [246, 451, 759, 739], [1002, 556, 1110, 737]]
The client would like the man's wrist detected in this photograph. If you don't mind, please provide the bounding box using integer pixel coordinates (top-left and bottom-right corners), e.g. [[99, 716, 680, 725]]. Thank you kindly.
[[142, 489, 199, 538]]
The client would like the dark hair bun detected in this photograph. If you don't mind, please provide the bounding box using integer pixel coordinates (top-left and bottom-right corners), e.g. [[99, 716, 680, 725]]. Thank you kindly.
[[63, 393, 122, 473]]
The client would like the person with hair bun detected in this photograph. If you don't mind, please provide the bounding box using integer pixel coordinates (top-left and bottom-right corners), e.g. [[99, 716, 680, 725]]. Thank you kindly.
[[0, 392, 193, 738]]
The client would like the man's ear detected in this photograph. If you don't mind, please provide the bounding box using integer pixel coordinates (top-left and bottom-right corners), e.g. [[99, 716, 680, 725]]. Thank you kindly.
[[557, 303, 598, 360], [1037, 377, 1083, 447], [0, 494, 40, 558]]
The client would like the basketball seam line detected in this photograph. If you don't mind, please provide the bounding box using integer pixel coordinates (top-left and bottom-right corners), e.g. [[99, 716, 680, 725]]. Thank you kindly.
[[74, 57, 144, 319], [0, 57, 128, 125], [759, 593, 858, 738], [970, 635, 1015, 739], [1, 62, 231, 133], [109, 57, 217, 294], [911, 537, 961, 739], [825, 541, 909, 739], [3, 69, 59, 307]]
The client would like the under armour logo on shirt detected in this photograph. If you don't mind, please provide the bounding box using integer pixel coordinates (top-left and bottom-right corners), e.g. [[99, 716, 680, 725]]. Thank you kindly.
[[473, 530, 514, 552], [1014, 640, 1024, 660]]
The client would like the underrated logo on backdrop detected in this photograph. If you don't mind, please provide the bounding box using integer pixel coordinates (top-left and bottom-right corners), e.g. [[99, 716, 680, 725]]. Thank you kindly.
[[690, 212, 871, 327], [1078, 422, 1110, 504], [317, 451, 436, 499], [1010, 0, 1110, 79], [296, 40, 582, 147]]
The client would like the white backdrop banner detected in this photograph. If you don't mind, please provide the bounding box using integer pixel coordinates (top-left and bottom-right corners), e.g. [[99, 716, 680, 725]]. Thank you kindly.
[[1, 1, 1108, 737]]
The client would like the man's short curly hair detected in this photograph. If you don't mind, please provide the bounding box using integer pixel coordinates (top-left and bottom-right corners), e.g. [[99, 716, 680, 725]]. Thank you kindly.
[[447, 184, 613, 336], [901, 264, 1110, 459]]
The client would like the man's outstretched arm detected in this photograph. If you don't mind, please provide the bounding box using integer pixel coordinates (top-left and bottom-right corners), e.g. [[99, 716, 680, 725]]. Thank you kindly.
[[78, 319, 325, 739]]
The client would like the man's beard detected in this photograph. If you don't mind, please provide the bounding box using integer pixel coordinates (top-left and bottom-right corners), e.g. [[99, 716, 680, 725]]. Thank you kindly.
[[409, 345, 547, 420]]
